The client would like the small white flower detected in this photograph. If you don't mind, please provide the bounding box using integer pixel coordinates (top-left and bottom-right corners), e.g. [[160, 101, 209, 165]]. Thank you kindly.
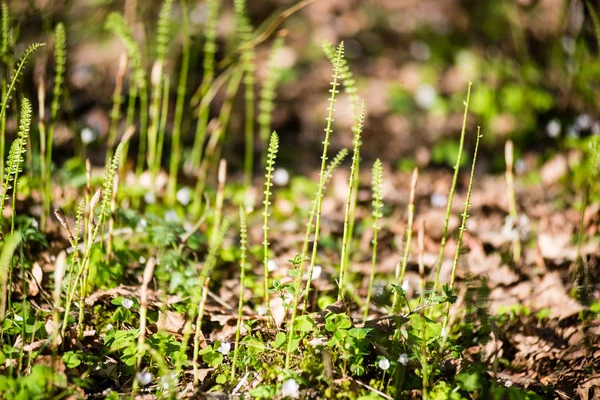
[[414, 84, 437, 110], [81, 127, 97, 144], [164, 210, 179, 222], [257, 306, 267, 316], [267, 260, 279, 272], [514, 159, 526, 175], [272, 168, 290, 186], [398, 353, 409, 366], [303, 265, 321, 280], [561, 36, 576, 55], [430, 192, 447, 208], [105, 324, 113, 331], [378, 358, 391, 370], [176, 187, 192, 206], [577, 114, 592, 130], [281, 378, 299, 398], [409, 41, 430, 61], [136, 371, 152, 386], [217, 342, 231, 356], [32, 219, 39, 229], [546, 119, 561, 138], [122, 298, 134, 309], [14, 314, 23, 322], [139, 256, 147, 264], [504, 380, 513, 388], [401, 280, 409, 292], [138, 218, 148, 229], [144, 192, 156, 205], [160, 372, 176, 390]]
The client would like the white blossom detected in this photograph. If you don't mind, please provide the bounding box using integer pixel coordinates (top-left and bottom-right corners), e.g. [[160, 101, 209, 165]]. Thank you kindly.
[[398, 353, 409, 366], [414, 84, 437, 110], [217, 342, 231, 356], [430, 192, 447, 208], [136, 371, 152, 386], [272, 168, 290, 186], [81, 127, 96, 144], [546, 119, 561, 138], [268, 260, 279, 272], [378, 358, 391, 370], [176, 187, 192, 206], [144, 192, 156, 205], [122, 298, 134, 309], [281, 378, 299, 398]]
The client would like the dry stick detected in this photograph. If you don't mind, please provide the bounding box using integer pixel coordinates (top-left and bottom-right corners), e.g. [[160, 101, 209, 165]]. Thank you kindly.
[[132, 258, 156, 395], [212, 159, 227, 246], [51, 251, 67, 369], [432, 82, 472, 293], [392, 167, 418, 314], [441, 127, 482, 337], [504, 140, 520, 262]]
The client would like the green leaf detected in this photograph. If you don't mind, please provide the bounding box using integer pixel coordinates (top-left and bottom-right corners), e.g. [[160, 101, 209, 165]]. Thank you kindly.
[[325, 313, 351, 331], [274, 332, 287, 348], [62, 351, 81, 369], [202, 350, 223, 367], [348, 328, 369, 340], [294, 315, 315, 332]]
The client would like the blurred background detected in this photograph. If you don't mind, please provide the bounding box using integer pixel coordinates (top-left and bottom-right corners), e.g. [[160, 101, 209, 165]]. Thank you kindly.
[[8, 0, 600, 177]]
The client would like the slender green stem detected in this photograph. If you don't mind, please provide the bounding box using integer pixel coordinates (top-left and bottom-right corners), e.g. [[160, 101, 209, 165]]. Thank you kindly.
[[154, 76, 170, 179], [167, 0, 190, 204], [338, 101, 365, 300], [190, 0, 219, 169], [231, 207, 247, 379], [392, 167, 418, 314], [504, 140, 520, 262], [442, 127, 482, 334], [432, 82, 472, 293], [192, 66, 244, 213], [364, 159, 383, 322]]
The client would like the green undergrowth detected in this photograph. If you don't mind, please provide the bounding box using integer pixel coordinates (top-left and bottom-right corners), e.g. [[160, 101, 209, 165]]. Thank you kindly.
[[0, 1, 598, 400]]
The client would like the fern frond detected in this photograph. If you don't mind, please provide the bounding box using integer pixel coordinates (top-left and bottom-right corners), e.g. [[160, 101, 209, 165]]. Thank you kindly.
[[155, 0, 173, 61], [0, 42, 44, 120], [258, 36, 284, 144], [323, 40, 357, 123], [1, 2, 10, 62], [262, 131, 279, 314], [371, 159, 384, 220], [51, 23, 66, 120], [105, 12, 146, 90]]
